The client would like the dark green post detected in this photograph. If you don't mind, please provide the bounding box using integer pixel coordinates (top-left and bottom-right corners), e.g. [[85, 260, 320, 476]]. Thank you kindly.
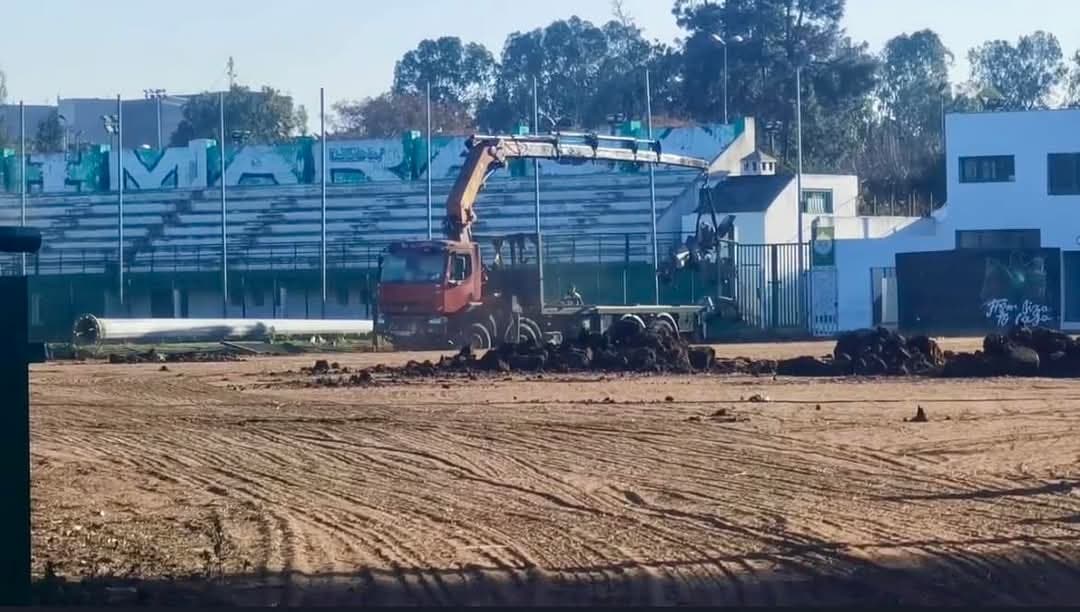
[[0, 227, 42, 606]]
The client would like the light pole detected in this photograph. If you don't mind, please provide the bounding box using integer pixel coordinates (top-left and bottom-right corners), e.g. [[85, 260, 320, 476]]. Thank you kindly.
[[426, 81, 433, 240], [532, 76, 544, 306], [102, 102, 123, 307], [320, 87, 328, 318], [220, 92, 227, 316], [794, 55, 816, 331], [710, 34, 743, 125], [645, 69, 659, 305], [143, 88, 166, 149], [19, 102, 26, 275]]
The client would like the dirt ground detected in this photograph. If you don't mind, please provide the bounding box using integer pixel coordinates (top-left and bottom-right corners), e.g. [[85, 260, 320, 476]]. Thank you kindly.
[[29, 339, 1080, 605]]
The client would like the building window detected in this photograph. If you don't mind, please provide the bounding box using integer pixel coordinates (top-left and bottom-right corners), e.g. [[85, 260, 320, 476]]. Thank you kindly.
[[802, 189, 833, 214], [252, 290, 265, 307], [956, 229, 1040, 250], [1048, 153, 1080, 195], [959, 155, 1014, 183], [336, 286, 349, 306]]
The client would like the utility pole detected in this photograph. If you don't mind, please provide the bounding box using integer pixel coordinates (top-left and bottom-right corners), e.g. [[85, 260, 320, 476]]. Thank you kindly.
[[533, 76, 545, 307], [795, 65, 806, 330], [220, 91, 228, 316], [426, 81, 433, 240], [18, 102, 26, 275], [320, 87, 328, 318], [117, 96, 125, 308], [645, 70, 659, 305]]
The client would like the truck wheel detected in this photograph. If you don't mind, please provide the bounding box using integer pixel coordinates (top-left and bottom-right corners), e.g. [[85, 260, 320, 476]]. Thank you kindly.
[[465, 322, 493, 351], [504, 317, 542, 347], [649, 316, 677, 337]]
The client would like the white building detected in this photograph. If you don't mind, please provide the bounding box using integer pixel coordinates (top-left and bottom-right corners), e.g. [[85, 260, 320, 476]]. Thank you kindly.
[[681, 149, 862, 245], [833, 108, 1080, 333]]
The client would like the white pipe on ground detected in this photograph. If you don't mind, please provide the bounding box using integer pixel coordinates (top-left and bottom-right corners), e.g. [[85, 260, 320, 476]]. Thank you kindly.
[[73, 315, 373, 345]]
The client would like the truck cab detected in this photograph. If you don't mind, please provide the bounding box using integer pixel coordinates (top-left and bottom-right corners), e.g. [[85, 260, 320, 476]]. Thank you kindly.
[[376, 240, 483, 347]]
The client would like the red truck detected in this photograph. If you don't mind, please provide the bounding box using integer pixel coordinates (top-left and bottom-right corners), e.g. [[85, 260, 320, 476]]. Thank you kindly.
[[375, 132, 723, 350]]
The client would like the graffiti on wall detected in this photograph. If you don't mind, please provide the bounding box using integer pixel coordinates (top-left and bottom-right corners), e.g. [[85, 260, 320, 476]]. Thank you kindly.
[[0, 124, 735, 195], [979, 252, 1054, 328], [897, 247, 1062, 333]]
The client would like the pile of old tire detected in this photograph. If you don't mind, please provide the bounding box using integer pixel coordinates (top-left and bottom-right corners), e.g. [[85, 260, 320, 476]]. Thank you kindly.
[[942, 327, 1080, 377], [439, 319, 714, 375], [833, 327, 944, 376], [777, 327, 945, 377]]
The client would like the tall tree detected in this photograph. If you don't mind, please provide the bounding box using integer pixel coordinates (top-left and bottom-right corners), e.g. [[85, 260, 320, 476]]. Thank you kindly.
[[392, 37, 497, 111], [332, 93, 472, 138], [478, 16, 671, 131], [968, 31, 1066, 110], [858, 30, 953, 209], [170, 84, 306, 145], [1065, 51, 1080, 107], [878, 30, 951, 138], [673, 0, 878, 173], [34, 109, 63, 152]]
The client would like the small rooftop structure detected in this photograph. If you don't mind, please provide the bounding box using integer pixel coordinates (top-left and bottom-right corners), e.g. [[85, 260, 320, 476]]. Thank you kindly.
[[740, 150, 777, 176]]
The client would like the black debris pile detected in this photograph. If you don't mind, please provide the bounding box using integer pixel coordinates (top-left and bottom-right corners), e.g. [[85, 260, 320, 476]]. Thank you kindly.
[[772, 327, 945, 377], [942, 327, 1080, 378], [301, 360, 353, 375], [459, 321, 699, 374], [830, 327, 945, 376], [107, 348, 242, 364]]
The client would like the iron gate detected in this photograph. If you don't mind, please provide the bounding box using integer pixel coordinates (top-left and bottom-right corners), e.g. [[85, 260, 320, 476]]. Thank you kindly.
[[730, 242, 811, 331]]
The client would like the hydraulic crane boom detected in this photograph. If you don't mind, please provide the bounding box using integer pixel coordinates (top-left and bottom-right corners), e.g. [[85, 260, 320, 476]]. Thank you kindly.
[[444, 132, 710, 242]]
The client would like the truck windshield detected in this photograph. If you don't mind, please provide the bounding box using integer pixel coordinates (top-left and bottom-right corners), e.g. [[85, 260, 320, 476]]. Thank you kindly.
[[381, 251, 446, 283]]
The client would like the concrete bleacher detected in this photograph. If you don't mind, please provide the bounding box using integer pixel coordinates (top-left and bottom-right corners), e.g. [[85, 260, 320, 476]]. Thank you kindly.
[[0, 166, 702, 274]]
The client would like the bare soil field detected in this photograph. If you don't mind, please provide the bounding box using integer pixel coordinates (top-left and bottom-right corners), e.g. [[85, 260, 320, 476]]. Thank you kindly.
[[30, 339, 1080, 605]]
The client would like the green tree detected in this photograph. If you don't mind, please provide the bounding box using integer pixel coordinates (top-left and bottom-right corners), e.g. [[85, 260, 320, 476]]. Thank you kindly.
[[477, 15, 673, 131], [878, 30, 951, 138], [332, 92, 472, 138], [968, 31, 1066, 110], [392, 37, 497, 111], [672, 0, 879, 173], [169, 84, 306, 145], [34, 109, 63, 152], [1065, 51, 1080, 107], [857, 30, 953, 210]]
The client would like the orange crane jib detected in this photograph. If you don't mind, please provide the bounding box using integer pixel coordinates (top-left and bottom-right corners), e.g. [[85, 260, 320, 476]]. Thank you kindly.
[[443, 133, 710, 243]]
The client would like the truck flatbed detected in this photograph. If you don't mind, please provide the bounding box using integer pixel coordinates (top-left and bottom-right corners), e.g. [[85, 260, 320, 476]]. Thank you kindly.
[[540, 304, 704, 317]]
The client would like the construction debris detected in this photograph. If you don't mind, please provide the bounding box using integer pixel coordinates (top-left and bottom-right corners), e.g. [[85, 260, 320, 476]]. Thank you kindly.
[[106, 348, 242, 364], [908, 406, 929, 423]]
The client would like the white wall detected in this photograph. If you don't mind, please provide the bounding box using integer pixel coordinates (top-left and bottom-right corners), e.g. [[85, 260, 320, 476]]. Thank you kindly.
[[829, 109, 1080, 332], [945, 109, 1080, 250]]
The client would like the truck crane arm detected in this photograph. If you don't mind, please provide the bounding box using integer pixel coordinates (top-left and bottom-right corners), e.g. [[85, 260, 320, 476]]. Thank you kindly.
[[444, 132, 710, 242]]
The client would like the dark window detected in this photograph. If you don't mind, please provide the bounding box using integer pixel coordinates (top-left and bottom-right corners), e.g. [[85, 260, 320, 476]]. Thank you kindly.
[[956, 229, 1040, 249], [230, 289, 244, 307], [449, 254, 471, 282], [252, 290, 265, 307], [959, 155, 1014, 183], [1065, 251, 1080, 321], [1048, 153, 1080, 195], [802, 189, 834, 214], [337, 286, 349, 306]]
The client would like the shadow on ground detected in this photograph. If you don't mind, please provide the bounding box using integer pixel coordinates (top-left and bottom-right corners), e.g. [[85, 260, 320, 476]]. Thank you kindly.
[[33, 545, 1080, 607]]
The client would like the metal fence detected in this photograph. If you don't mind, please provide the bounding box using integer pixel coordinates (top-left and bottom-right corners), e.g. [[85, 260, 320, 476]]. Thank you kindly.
[[730, 242, 811, 331]]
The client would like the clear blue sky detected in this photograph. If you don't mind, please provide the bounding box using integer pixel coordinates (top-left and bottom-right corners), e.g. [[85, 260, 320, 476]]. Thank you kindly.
[[2, 0, 1078, 127]]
